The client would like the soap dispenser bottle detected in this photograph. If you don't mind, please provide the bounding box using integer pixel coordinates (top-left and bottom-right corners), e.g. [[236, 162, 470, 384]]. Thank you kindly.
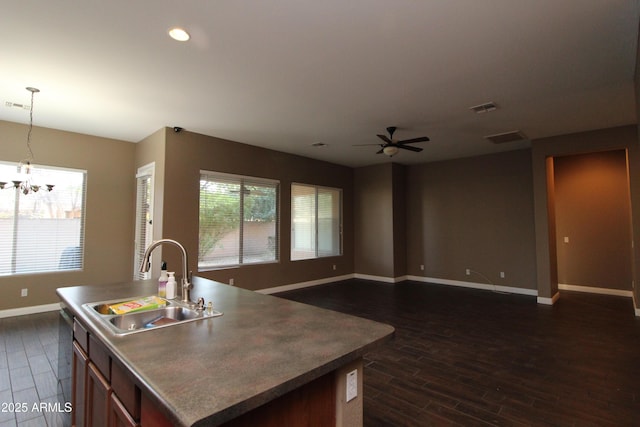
[[158, 261, 168, 298], [166, 272, 177, 299]]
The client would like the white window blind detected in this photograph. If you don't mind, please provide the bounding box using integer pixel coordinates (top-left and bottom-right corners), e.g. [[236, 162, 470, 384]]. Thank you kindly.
[[199, 171, 279, 269], [0, 162, 86, 275], [291, 184, 342, 260], [133, 165, 154, 280]]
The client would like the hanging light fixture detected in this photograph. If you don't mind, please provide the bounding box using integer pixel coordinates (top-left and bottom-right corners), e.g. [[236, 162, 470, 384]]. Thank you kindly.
[[382, 145, 399, 157], [0, 87, 54, 194]]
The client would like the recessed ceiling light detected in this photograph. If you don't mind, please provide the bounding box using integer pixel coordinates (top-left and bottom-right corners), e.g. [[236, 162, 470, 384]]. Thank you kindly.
[[312, 142, 327, 147], [168, 27, 190, 42]]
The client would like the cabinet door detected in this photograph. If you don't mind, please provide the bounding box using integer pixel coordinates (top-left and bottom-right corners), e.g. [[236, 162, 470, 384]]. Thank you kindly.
[[87, 362, 112, 427], [140, 393, 173, 427], [72, 341, 88, 427], [110, 394, 140, 427]]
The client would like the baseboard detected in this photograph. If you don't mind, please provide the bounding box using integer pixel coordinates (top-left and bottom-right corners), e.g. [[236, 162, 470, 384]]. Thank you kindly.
[[537, 292, 560, 305], [558, 283, 633, 298], [353, 273, 406, 283], [406, 275, 538, 297], [261, 273, 540, 298], [257, 274, 355, 294], [0, 303, 61, 319]]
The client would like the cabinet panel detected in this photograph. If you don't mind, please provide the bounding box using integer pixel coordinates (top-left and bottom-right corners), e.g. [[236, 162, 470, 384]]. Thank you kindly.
[[90, 334, 111, 380], [220, 372, 336, 427], [110, 393, 140, 427], [73, 319, 89, 353], [140, 393, 173, 427], [87, 362, 112, 427], [112, 360, 140, 420], [72, 341, 88, 427]]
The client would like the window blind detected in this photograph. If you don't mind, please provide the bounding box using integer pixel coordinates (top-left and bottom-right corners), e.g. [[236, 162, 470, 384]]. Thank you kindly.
[[133, 166, 153, 280], [291, 183, 342, 260], [199, 171, 279, 269], [0, 162, 86, 276]]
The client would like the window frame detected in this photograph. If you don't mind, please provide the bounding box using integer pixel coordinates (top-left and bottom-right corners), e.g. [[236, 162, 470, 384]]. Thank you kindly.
[[0, 161, 87, 276], [198, 170, 280, 270], [133, 163, 154, 280], [290, 183, 343, 261]]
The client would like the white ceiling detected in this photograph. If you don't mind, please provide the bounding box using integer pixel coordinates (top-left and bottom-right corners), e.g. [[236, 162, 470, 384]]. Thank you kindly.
[[1, 1, 638, 168]]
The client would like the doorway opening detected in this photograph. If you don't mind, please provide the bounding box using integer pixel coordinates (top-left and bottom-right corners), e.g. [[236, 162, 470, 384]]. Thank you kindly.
[[550, 149, 633, 298]]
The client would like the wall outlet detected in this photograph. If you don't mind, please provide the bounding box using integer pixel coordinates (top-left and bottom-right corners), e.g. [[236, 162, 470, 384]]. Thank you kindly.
[[420, 264, 424, 271], [346, 369, 357, 402], [465, 269, 471, 276], [21, 288, 28, 297], [229, 278, 234, 286], [332, 264, 337, 271], [500, 271, 505, 279]]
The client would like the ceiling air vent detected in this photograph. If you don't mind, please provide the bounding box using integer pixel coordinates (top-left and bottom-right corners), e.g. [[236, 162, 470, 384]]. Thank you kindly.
[[484, 130, 528, 144], [469, 102, 497, 114], [5, 101, 30, 110]]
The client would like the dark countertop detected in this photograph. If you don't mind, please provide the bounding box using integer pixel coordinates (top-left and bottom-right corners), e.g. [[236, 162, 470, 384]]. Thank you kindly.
[[57, 276, 394, 427]]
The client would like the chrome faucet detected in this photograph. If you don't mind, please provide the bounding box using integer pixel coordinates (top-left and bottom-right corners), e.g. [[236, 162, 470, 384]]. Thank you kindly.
[[139, 239, 193, 303]]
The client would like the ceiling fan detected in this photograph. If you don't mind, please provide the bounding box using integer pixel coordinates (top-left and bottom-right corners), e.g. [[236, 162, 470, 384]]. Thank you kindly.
[[355, 127, 430, 157]]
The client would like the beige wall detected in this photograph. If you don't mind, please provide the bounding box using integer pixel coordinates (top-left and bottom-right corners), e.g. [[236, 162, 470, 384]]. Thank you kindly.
[[133, 128, 166, 278], [138, 128, 354, 291], [532, 125, 640, 301], [554, 150, 632, 290], [0, 120, 135, 310], [354, 164, 395, 277], [634, 19, 640, 308], [353, 163, 408, 279], [2, 118, 638, 310], [405, 149, 537, 289], [392, 164, 408, 277]]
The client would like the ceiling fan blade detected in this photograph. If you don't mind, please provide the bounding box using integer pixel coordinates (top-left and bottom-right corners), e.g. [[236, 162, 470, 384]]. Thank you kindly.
[[376, 148, 384, 154], [377, 134, 392, 144], [398, 136, 430, 144], [398, 145, 423, 152]]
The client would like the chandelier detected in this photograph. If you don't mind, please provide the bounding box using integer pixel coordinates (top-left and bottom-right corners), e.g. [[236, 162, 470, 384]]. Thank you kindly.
[[0, 87, 54, 194]]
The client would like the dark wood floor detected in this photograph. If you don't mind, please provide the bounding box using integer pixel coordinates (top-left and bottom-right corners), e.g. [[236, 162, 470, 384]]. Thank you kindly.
[[277, 280, 640, 427]]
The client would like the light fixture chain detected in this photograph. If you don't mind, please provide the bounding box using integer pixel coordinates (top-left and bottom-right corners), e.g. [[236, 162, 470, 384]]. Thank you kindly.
[[26, 88, 36, 162]]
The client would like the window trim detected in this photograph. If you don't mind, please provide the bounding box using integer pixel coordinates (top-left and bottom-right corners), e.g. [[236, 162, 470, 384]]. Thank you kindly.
[[133, 163, 154, 280], [0, 161, 87, 276], [290, 182, 343, 261], [198, 170, 280, 270]]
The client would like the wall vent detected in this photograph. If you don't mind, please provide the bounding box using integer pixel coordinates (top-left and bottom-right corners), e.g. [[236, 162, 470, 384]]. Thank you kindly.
[[4, 101, 30, 110], [469, 102, 497, 114], [484, 130, 528, 144]]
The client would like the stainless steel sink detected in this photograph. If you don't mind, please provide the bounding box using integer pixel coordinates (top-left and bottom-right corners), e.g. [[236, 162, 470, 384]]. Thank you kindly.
[[82, 296, 223, 335]]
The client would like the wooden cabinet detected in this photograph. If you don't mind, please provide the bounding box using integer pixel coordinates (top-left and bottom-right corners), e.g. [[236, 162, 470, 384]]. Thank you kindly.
[[87, 362, 112, 427], [72, 319, 169, 427], [72, 341, 88, 427], [110, 394, 139, 427]]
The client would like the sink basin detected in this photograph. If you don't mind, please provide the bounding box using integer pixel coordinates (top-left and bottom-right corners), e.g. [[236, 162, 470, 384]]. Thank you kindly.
[[82, 296, 223, 335]]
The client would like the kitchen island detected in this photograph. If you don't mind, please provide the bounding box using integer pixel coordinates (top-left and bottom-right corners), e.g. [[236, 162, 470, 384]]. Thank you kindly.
[[57, 276, 394, 427]]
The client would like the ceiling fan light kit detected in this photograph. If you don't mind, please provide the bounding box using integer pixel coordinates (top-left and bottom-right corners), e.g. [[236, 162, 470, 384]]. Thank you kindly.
[[383, 145, 399, 156], [352, 126, 430, 157], [365, 126, 430, 157]]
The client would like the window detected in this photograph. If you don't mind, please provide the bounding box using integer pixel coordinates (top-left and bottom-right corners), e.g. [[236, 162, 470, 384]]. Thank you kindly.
[[133, 163, 154, 280], [0, 162, 86, 276], [199, 171, 279, 269], [291, 184, 342, 260]]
